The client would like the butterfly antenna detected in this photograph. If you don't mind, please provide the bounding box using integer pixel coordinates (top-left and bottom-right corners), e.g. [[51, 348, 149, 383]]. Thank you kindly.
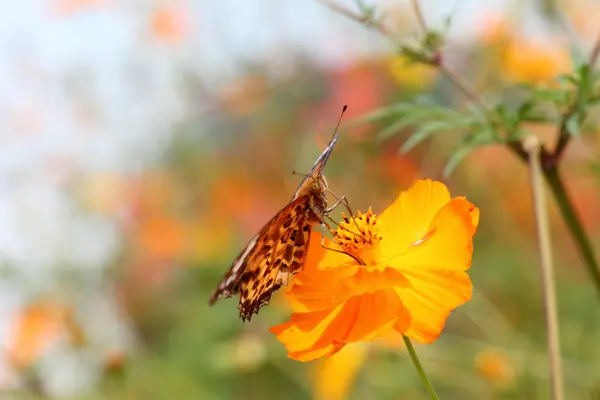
[[331, 105, 348, 141]]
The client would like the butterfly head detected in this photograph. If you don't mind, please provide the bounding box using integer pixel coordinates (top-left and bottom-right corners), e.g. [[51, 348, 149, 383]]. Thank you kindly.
[[292, 105, 346, 200], [292, 170, 328, 200]]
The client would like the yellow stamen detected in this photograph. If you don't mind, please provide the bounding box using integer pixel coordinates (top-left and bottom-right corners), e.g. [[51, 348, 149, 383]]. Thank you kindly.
[[332, 208, 382, 264]]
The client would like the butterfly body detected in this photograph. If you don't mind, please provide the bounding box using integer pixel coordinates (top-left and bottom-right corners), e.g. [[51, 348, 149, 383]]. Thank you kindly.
[[209, 106, 346, 321]]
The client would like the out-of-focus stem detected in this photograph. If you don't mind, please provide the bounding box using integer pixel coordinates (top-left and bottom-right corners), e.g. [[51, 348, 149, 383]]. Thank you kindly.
[[524, 136, 565, 400], [542, 165, 600, 296]]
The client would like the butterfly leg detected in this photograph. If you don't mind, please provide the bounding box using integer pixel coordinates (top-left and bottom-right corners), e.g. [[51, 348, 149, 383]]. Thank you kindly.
[[326, 197, 344, 214], [326, 190, 354, 216], [325, 191, 368, 240]]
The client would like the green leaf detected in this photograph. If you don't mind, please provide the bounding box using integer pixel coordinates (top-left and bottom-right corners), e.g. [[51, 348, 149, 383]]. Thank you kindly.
[[569, 42, 587, 69], [591, 160, 600, 176], [399, 122, 451, 153], [517, 101, 534, 120], [588, 95, 600, 105], [533, 87, 571, 107], [423, 30, 444, 51], [577, 64, 590, 80], [443, 146, 476, 177], [566, 112, 581, 137], [355, 103, 412, 123], [377, 118, 415, 141], [443, 127, 498, 177], [377, 111, 436, 139], [400, 45, 432, 65], [555, 73, 578, 88]]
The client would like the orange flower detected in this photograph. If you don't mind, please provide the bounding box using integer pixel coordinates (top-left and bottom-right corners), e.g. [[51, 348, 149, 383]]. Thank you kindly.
[[502, 39, 571, 83], [270, 180, 479, 361], [53, 0, 108, 16], [7, 300, 85, 369], [474, 347, 516, 388], [150, 5, 189, 43], [134, 214, 185, 261]]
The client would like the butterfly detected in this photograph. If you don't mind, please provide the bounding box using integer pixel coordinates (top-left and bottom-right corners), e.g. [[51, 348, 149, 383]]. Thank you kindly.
[[209, 105, 347, 321]]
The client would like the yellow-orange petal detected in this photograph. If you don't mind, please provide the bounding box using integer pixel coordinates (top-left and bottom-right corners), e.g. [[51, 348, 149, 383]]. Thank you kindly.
[[385, 197, 479, 272], [300, 231, 355, 278], [271, 290, 410, 362], [270, 305, 344, 361], [303, 231, 329, 272], [284, 266, 358, 312], [377, 180, 452, 251], [394, 269, 472, 343], [286, 265, 411, 313]]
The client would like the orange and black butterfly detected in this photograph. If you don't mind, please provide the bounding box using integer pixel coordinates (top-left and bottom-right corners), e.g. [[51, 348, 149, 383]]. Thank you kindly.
[[209, 106, 347, 321]]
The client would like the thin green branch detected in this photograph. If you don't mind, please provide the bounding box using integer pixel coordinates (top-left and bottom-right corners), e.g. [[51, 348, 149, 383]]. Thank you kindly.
[[524, 136, 565, 400], [553, 32, 600, 160], [408, 0, 491, 117], [402, 335, 439, 400], [409, 0, 428, 31], [315, 0, 390, 35]]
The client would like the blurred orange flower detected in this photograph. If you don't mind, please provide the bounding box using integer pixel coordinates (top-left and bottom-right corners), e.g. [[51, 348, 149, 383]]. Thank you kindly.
[[477, 14, 571, 84], [474, 347, 516, 388], [103, 349, 127, 373], [150, 4, 189, 43], [53, 0, 108, 16], [7, 300, 85, 369], [134, 214, 185, 261], [502, 39, 571, 83], [271, 180, 479, 361]]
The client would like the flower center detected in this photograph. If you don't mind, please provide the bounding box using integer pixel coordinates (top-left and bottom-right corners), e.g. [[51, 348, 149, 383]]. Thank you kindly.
[[331, 208, 382, 265]]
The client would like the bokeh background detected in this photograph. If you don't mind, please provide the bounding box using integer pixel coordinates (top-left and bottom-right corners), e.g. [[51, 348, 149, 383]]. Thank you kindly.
[[1, 0, 599, 399]]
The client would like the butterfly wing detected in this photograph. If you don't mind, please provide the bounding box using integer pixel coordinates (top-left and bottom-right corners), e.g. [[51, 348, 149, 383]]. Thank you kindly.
[[208, 233, 260, 304], [209, 195, 320, 321]]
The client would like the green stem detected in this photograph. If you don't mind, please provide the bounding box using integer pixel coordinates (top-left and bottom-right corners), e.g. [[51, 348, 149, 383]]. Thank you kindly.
[[543, 164, 600, 299], [402, 335, 440, 400]]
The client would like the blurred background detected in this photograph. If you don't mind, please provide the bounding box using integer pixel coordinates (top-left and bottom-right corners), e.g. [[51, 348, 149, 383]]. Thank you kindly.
[[0, 0, 599, 399]]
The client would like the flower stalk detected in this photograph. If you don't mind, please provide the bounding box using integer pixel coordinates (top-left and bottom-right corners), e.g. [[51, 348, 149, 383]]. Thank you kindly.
[[402, 335, 440, 400]]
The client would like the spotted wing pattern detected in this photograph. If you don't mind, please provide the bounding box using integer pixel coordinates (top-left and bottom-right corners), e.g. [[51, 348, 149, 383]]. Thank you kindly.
[[209, 105, 346, 321], [209, 195, 320, 321]]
